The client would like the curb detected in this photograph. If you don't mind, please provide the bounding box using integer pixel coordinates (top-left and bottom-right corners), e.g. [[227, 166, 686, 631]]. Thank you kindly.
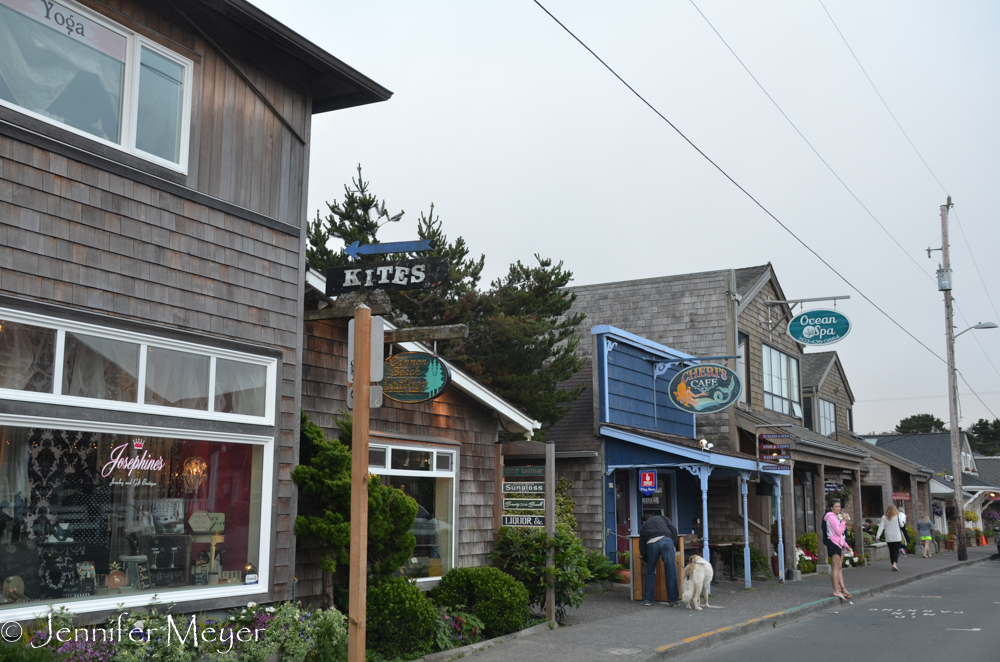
[[640, 554, 998, 661], [415, 621, 553, 662]]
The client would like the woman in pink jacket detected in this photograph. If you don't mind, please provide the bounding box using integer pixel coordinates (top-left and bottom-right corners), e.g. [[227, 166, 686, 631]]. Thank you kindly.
[[823, 499, 853, 600]]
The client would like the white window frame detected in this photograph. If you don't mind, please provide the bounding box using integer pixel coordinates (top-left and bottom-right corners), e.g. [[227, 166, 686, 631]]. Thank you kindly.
[[818, 398, 836, 436], [0, 0, 193, 172], [0, 306, 277, 425], [762, 344, 802, 418], [0, 413, 274, 623], [369, 442, 458, 583]]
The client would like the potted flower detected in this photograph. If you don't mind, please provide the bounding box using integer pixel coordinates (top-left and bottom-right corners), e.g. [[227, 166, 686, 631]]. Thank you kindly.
[[616, 551, 631, 584]]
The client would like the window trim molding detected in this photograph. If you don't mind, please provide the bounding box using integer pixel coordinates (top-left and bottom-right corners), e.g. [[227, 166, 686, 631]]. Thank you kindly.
[[818, 398, 837, 437], [368, 440, 459, 582], [761, 342, 801, 418], [0, 305, 277, 425], [0, 413, 274, 623], [0, 0, 194, 172]]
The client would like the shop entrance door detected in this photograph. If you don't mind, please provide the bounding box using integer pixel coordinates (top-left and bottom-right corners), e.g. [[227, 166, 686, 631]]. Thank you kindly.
[[614, 471, 631, 555]]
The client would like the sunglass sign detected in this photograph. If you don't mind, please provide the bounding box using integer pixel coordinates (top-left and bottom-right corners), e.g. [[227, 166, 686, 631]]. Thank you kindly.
[[667, 364, 742, 414], [787, 309, 851, 346]]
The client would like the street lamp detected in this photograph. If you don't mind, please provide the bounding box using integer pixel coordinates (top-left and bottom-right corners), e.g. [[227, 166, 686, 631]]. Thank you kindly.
[[954, 321, 998, 338]]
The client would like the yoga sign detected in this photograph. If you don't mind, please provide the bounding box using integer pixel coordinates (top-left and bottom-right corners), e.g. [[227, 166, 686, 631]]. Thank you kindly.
[[667, 364, 742, 415]]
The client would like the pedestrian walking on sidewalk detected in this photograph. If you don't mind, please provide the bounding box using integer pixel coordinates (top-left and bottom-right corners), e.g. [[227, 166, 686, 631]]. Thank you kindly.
[[876, 505, 905, 571], [639, 512, 679, 606], [823, 499, 852, 600], [917, 516, 935, 558]]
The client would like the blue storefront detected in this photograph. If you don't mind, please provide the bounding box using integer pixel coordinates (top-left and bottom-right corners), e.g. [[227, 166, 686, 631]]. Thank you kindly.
[[593, 326, 788, 586]]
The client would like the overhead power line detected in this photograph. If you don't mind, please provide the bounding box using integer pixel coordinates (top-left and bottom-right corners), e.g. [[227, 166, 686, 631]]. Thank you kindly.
[[818, 0, 1000, 337], [531, 0, 943, 361], [530, 0, 999, 421], [687, 0, 1000, 388]]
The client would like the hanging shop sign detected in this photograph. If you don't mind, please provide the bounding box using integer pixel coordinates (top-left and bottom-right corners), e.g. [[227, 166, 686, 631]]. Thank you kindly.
[[667, 364, 742, 414], [326, 257, 449, 296], [892, 493, 911, 501], [503, 466, 545, 477], [787, 309, 851, 346], [502, 481, 545, 493], [502, 515, 545, 527], [639, 470, 657, 496], [502, 498, 545, 510], [762, 465, 791, 473], [379, 352, 450, 403]]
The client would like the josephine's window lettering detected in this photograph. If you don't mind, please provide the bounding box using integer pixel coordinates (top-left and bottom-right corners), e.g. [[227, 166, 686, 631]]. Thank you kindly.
[[101, 440, 166, 478]]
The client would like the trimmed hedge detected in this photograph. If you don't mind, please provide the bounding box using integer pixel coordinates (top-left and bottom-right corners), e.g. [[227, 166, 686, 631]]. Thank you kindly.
[[366, 577, 437, 660], [430, 566, 530, 637]]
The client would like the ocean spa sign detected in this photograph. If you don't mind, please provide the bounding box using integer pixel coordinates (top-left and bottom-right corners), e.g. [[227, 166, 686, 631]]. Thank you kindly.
[[379, 352, 450, 403], [787, 309, 851, 346], [667, 364, 742, 414]]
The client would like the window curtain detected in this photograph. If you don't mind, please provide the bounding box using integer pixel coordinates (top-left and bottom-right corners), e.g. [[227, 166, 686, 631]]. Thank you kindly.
[[63, 333, 138, 402], [0, 321, 55, 392], [145, 348, 208, 410], [0, 4, 123, 139], [0, 427, 30, 541], [214, 360, 266, 417]]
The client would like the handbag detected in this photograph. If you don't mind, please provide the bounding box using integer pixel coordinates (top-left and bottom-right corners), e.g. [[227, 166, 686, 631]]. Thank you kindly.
[[898, 516, 908, 546]]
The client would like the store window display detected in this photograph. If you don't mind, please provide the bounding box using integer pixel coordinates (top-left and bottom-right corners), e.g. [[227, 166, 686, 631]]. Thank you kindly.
[[0, 425, 263, 609]]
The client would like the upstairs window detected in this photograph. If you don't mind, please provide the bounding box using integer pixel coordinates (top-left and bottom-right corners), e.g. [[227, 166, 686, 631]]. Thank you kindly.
[[818, 398, 836, 436], [762, 344, 801, 418], [0, 0, 192, 170]]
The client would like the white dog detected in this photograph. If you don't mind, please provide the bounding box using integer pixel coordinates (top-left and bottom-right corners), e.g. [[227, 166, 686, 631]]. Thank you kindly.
[[680, 555, 713, 610]]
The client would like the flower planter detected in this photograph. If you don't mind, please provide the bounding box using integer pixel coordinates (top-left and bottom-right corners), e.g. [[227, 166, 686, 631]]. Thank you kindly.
[[770, 555, 780, 577], [615, 569, 631, 584]]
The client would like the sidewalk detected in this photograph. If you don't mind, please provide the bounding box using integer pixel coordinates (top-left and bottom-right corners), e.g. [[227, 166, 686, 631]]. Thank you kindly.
[[448, 547, 998, 662]]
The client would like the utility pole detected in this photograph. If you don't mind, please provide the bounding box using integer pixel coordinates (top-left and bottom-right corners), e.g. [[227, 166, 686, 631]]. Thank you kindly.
[[939, 197, 967, 561]]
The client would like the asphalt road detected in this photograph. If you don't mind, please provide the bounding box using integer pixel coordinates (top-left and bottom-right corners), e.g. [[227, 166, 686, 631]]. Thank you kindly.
[[681, 561, 999, 662]]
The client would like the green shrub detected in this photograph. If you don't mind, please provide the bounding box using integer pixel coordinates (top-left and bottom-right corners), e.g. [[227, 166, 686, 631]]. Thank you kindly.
[[799, 560, 816, 574], [555, 477, 578, 534], [430, 566, 530, 637], [796, 532, 818, 556], [584, 551, 623, 583], [0, 643, 55, 662], [905, 525, 917, 554], [734, 544, 773, 579], [489, 526, 589, 622], [366, 578, 437, 660]]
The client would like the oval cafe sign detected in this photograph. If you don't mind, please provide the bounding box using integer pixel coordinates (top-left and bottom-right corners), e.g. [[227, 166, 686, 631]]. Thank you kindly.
[[379, 351, 451, 403], [787, 309, 851, 346], [667, 364, 742, 415]]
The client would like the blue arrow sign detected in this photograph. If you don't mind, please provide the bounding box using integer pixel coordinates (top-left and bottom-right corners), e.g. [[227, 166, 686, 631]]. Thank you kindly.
[[345, 239, 432, 260]]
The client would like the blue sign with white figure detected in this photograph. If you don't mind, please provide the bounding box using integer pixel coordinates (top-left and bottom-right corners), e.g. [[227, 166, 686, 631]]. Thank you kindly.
[[787, 309, 851, 346]]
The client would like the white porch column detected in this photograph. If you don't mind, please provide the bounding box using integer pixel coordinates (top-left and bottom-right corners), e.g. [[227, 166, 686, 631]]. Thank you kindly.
[[684, 465, 713, 561], [740, 471, 752, 589], [774, 476, 785, 582]]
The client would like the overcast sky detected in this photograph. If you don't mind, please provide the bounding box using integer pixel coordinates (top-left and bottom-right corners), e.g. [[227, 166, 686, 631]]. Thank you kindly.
[[250, 0, 1000, 435]]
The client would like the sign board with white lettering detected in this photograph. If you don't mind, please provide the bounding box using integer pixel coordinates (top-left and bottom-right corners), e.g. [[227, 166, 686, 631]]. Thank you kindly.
[[502, 482, 545, 493], [347, 316, 384, 383], [503, 498, 545, 510], [787, 309, 851, 346], [326, 258, 449, 296], [502, 515, 545, 527]]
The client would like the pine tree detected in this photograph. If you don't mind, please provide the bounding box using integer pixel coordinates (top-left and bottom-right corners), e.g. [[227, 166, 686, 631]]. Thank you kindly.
[[308, 170, 586, 432], [968, 418, 1000, 456], [292, 411, 417, 609], [424, 361, 445, 397]]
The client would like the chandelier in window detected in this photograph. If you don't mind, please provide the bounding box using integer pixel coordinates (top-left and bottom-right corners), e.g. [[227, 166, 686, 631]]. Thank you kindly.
[[182, 456, 208, 493]]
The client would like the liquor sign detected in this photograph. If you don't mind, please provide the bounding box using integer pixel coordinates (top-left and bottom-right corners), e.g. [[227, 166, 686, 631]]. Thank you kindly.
[[502, 498, 544, 510], [379, 352, 450, 403], [787, 309, 852, 346], [639, 471, 657, 496], [326, 257, 449, 296], [503, 466, 545, 477], [667, 364, 742, 414], [502, 482, 545, 493], [502, 515, 545, 527]]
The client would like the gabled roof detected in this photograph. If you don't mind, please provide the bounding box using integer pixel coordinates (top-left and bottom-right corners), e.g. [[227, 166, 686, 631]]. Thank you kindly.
[[870, 433, 969, 477], [736, 408, 868, 461], [800, 351, 855, 404], [304, 269, 539, 435], [970, 457, 1000, 489], [734, 264, 771, 299], [139, 0, 392, 113]]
